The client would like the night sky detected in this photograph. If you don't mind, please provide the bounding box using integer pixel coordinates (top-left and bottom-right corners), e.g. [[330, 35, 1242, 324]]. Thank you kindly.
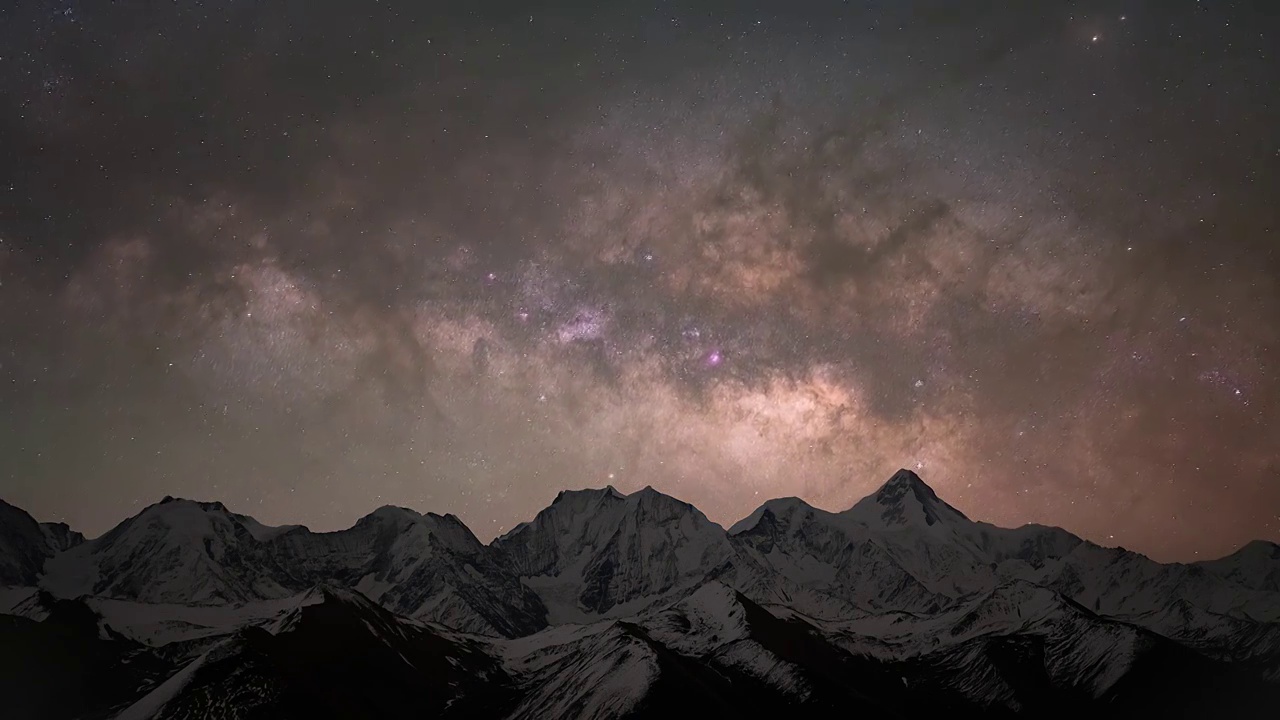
[[1, 1, 1276, 561]]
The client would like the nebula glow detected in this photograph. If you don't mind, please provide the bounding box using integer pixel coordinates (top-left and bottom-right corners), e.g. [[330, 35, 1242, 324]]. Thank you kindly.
[[0, 1, 1276, 561]]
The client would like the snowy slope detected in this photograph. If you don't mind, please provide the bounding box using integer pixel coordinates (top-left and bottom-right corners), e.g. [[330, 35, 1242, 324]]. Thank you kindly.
[[728, 472, 1013, 618], [114, 583, 516, 720], [3, 470, 1279, 718], [0, 499, 83, 586], [41, 497, 297, 604], [1124, 596, 1280, 672], [1194, 540, 1280, 592], [501, 620, 663, 720], [728, 494, 953, 615], [268, 506, 548, 636], [35, 498, 546, 638], [1, 595, 174, 720], [493, 486, 736, 623], [729, 469, 1280, 647], [642, 581, 912, 713], [644, 582, 809, 697]]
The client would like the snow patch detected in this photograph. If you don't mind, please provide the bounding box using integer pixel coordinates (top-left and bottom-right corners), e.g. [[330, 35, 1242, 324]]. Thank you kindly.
[[114, 646, 214, 720]]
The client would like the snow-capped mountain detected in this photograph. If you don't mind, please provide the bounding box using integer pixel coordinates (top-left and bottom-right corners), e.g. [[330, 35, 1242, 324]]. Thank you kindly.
[[728, 493, 955, 615], [492, 486, 736, 623], [0, 499, 83, 586], [41, 497, 298, 604], [1196, 540, 1280, 593], [730, 470, 1280, 636], [3, 468, 1279, 718], [36, 497, 547, 638], [269, 505, 548, 636]]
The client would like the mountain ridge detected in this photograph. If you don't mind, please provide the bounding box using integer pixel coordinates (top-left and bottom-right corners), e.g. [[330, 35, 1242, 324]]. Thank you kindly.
[[6, 469, 1279, 629], [8, 469, 1274, 564], [3, 469, 1279, 718]]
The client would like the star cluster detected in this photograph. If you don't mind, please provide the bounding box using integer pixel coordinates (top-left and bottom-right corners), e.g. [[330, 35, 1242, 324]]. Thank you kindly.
[[0, 1, 1276, 560]]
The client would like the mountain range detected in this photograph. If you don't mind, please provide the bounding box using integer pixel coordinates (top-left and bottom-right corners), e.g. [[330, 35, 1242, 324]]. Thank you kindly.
[[2, 469, 1277, 718]]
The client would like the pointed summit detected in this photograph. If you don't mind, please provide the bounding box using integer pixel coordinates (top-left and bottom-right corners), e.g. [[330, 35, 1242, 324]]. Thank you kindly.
[[361, 504, 423, 527], [875, 468, 936, 495], [845, 469, 969, 529]]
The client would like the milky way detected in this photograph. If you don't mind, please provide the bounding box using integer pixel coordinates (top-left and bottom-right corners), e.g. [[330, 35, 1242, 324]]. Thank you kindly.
[[1, 1, 1276, 560]]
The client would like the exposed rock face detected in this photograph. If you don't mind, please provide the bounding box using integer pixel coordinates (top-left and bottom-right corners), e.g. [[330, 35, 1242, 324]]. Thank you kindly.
[[492, 486, 736, 622], [0, 499, 84, 587]]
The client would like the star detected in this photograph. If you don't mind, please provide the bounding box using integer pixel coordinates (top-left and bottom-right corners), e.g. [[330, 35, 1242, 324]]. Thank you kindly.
[[0, 0, 1272, 564]]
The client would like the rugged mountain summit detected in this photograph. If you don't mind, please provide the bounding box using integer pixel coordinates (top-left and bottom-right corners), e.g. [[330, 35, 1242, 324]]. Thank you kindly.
[[493, 486, 735, 622], [267, 505, 547, 636], [846, 468, 972, 529], [0, 499, 84, 586], [32, 497, 545, 637], [41, 497, 298, 604], [3, 469, 1279, 718]]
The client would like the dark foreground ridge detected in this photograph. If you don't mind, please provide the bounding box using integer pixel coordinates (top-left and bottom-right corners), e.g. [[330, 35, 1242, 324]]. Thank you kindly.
[[2, 470, 1278, 719]]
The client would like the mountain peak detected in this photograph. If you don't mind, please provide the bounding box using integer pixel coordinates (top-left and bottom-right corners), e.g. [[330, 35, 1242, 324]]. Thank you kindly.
[[552, 486, 628, 504], [494, 482, 731, 618], [1, 499, 83, 585], [845, 469, 969, 529], [149, 496, 229, 515], [1239, 539, 1280, 557], [40, 495, 296, 604], [629, 484, 692, 508], [728, 496, 817, 535], [365, 505, 422, 522], [880, 468, 930, 493]]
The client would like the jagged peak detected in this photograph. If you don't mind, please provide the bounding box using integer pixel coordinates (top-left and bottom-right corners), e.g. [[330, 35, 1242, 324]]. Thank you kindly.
[[351, 505, 482, 552], [542, 483, 701, 516], [845, 469, 969, 529], [420, 511, 485, 551], [551, 485, 629, 505], [534, 485, 648, 519], [229, 512, 300, 542], [147, 496, 230, 515], [496, 483, 720, 550], [268, 583, 383, 635], [40, 522, 86, 551], [878, 468, 936, 497], [728, 496, 819, 535], [628, 484, 695, 509], [425, 510, 464, 526]]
